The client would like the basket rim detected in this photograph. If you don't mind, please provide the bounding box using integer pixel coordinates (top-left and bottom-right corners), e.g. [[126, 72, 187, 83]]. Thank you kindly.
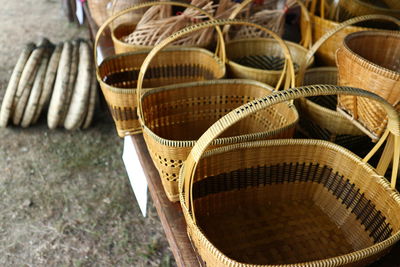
[[140, 79, 299, 147], [226, 37, 312, 75], [179, 138, 400, 267], [97, 46, 226, 92], [311, 13, 400, 32], [341, 30, 400, 80]]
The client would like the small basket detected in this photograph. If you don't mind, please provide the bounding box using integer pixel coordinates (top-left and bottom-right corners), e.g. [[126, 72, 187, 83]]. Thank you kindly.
[[337, 30, 400, 141], [299, 0, 400, 65], [95, 2, 226, 137], [225, 38, 312, 87], [137, 19, 298, 202], [109, 1, 218, 54], [296, 14, 400, 144], [298, 67, 371, 152], [180, 85, 400, 267], [108, 0, 147, 30], [339, 0, 400, 20]]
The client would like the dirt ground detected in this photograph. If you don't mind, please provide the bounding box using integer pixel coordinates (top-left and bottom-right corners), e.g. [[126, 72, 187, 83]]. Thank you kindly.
[[0, 0, 174, 266]]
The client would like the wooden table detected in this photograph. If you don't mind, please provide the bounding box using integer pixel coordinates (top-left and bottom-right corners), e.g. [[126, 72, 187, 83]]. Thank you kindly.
[[83, 3, 400, 266]]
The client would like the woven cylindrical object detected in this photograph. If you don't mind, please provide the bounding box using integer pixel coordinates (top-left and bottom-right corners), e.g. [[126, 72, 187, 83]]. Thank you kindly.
[[95, 2, 226, 137], [299, 4, 400, 66], [337, 31, 400, 141], [137, 19, 298, 202], [109, 1, 217, 54], [295, 14, 400, 144], [179, 85, 400, 267]]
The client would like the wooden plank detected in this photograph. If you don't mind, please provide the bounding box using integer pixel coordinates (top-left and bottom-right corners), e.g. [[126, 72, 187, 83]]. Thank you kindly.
[[132, 135, 202, 267]]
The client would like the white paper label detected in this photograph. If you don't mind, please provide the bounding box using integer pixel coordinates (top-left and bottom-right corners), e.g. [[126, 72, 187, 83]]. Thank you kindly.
[[75, 0, 84, 25], [122, 136, 148, 217]]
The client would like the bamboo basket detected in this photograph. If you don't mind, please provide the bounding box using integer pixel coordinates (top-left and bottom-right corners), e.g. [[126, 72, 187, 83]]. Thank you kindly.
[[299, 0, 400, 65], [137, 19, 298, 202], [108, 0, 147, 30], [95, 2, 226, 137], [110, 1, 216, 54], [221, 0, 300, 87], [296, 14, 400, 144], [299, 67, 371, 152], [337, 31, 400, 141], [339, 0, 400, 20], [226, 38, 312, 87], [179, 84, 400, 267]]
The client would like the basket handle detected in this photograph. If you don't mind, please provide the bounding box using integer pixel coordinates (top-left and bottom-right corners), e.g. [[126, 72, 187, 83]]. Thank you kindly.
[[180, 85, 400, 220], [94, 1, 225, 66], [136, 18, 296, 122], [297, 14, 400, 85]]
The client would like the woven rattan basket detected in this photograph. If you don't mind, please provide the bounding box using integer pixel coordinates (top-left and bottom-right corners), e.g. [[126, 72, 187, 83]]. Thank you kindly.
[[339, 0, 400, 20], [337, 30, 400, 141], [109, 1, 217, 54], [137, 19, 298, 202], [179, 85, 400, 267], [95, 3, 226, 137], [226, 38, 312, 87], [298, 67, 370, 151], [296, 14, 400, 144], [299, 0, 400, 65]]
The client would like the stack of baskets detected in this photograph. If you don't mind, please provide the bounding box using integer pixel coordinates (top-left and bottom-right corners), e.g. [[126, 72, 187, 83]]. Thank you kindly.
[[93, 0, 400, 265]]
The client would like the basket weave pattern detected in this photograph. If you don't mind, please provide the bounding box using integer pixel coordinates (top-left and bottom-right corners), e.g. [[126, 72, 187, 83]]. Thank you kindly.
[[179, 85, 400, 267], [337, 31, 400, 139]]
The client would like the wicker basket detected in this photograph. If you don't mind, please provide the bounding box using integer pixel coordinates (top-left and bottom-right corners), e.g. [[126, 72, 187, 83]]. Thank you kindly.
[[137, 19, 298, 202], [299, 1, 400, 65], [108, 0, 147, 30], [108, 1, 217, 54], [179, 85, 400, 267], [337, 31, 400, 141], [339, 0, 400, 20], [296, 14, 400, 144], [95, 5, 226, 137], [226, 38, 312, 87], [298, 67, 371, 152]]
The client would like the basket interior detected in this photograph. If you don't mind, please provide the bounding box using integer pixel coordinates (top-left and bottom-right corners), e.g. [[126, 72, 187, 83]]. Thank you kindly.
[[192, 141, 400, 265], [141, 82, 297, 141], [226, 39, 307, 72], [98, 49, 225, 89], [345, 33, 400, 72]]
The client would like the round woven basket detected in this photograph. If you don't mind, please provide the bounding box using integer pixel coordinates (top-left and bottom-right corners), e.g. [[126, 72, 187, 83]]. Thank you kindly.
[[296, 14, 400, 144], [298, 67, 370, 152], [180, 85, 400, 267], [109, 1, 217, 54], [339, 0, 400, 20], [337, 30, 400, 141], [225, 38, 312, 87], [137, 19, 298, 202], [299, 3, 400, 65], [95, 2, 226, 137]]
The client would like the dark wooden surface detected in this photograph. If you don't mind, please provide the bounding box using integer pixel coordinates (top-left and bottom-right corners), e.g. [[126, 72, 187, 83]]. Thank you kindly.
[[82, 4, 399, 266], [132, 135, 203, 267]]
